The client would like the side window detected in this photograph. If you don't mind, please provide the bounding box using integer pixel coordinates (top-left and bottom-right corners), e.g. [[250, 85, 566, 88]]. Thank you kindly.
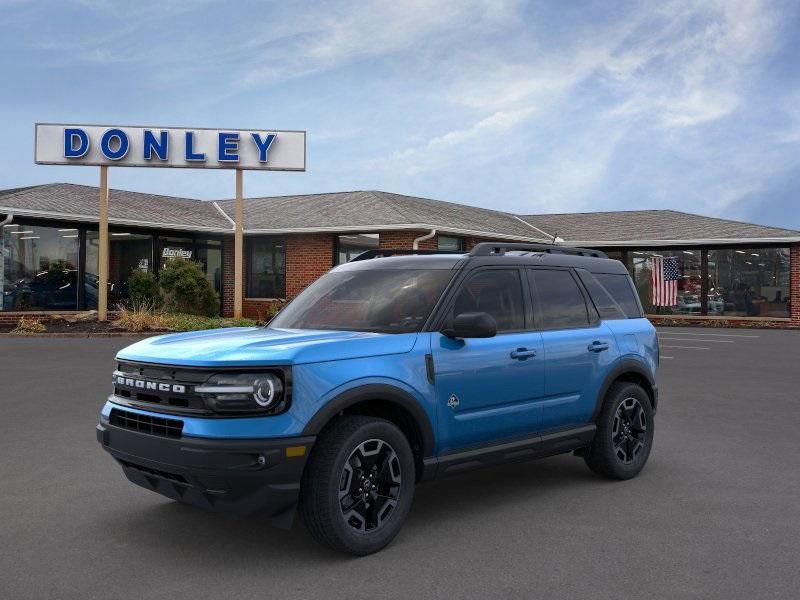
[[576, 269, 625, 320], [594, 273, 643, 318], [450, 269, 525, 332], [529, 269, 590, 330]]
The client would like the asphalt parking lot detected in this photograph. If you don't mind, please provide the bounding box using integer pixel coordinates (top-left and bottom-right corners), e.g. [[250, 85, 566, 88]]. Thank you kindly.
[[1, 327, 799, 600]]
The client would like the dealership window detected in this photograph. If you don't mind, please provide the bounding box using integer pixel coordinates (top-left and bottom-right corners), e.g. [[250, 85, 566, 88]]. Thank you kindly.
[[1, 223, 80, 311], [336, 233, 379, 264], [196, 240, 223, 295], [85, 230, 154, 309], [706, 248, 790, 318], [438, 235, 464, 251], [631, 249, 702, 315], [247, 236, 285, 298]]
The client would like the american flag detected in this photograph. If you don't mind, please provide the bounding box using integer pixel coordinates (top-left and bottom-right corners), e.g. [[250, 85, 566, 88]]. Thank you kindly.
[[651, 256, 679, 306]]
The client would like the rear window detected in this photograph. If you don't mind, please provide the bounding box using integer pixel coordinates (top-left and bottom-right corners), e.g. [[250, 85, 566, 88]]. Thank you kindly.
[[529, 269, 590, 330], [594, 273, 643, 318], [576, 270, 625, 320]]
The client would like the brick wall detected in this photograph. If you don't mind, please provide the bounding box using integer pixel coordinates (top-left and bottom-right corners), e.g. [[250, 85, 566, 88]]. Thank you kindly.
[[286, 234, 335, 297], [791, 243, 800, 325], [221, 237, 235, 317], [378, 231, 496, 251]]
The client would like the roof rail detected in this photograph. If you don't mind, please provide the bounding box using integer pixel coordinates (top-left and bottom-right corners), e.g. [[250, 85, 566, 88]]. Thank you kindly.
[[349, 248, 465, 262], [469, 242, 608, 259]]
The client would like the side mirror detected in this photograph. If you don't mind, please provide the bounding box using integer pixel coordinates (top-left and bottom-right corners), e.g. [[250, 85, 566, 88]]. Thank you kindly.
[[442, 312, 497, 339]]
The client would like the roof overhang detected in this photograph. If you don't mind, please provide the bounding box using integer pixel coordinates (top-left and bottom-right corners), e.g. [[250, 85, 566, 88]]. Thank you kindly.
[[565, 237, 800, 247], [0, 206, 231, 234]]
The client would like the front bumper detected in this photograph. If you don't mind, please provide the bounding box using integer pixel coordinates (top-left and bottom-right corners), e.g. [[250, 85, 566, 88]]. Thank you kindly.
[[97, 420, 315, 527]]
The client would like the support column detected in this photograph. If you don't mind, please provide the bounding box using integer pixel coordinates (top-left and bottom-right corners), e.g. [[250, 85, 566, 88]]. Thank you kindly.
[[234, 169, 244, 319], [98, 166, 109, 321]]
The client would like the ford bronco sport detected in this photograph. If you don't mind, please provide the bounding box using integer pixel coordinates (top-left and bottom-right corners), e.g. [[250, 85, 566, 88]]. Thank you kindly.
[[97, 242, 658, 555]]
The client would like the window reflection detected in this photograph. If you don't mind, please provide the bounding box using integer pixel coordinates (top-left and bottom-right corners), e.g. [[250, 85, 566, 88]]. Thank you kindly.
[[631, 250, 702, 315], [707, 248, 790, 318], [2, 224, 80, 310], [336, 234, 379, 264]]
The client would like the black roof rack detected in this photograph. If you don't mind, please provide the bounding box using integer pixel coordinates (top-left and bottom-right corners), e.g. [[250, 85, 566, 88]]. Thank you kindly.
[[349, 248, 465, 262], [469, 242, 607, 259]]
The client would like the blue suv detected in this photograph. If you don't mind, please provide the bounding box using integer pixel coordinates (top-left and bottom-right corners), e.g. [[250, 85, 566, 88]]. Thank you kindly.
[[97, 243, 658, 555]]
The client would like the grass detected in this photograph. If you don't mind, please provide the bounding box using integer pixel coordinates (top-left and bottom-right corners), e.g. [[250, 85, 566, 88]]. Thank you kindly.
[[10, 317, 46, 334], [114, 305, 259, 333]]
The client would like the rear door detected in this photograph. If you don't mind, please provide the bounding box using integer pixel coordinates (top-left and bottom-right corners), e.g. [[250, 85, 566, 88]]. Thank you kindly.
[[431, 267, 544, 453], [528, 268, 619, 431]]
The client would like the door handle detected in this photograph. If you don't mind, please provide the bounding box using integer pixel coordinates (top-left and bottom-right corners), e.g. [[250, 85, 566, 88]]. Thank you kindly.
[[588, 341, 610, 352], [510, 348, 537, 360]]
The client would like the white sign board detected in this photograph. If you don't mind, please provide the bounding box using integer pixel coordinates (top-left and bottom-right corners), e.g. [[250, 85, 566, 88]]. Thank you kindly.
[[34, 123, 306, 171]]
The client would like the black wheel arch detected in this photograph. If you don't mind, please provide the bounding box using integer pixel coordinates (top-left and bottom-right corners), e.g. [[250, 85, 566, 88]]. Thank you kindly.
[[592, 359, 658, 421], [302, 384, 435, 480]]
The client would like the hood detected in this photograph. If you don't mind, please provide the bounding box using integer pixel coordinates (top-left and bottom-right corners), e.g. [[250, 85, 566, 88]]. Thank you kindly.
[[116, 327, 419, 367]]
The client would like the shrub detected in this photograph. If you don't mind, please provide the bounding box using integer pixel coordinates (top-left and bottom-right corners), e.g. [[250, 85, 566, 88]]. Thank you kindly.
[[127, 269, 161, 308], [158, 259, 220, 317], [114, 303, 167, 332], [11, 317, 46, 334]]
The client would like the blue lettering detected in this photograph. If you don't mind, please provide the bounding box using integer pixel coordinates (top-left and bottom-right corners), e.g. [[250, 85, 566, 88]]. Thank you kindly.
[[185, 131, 205, 161], [251, 133, 276, 162], [218, 132, 239, 162], [143, 130, 168, 160], [100, 128, 129, 160], [64, 128, 89, 158]]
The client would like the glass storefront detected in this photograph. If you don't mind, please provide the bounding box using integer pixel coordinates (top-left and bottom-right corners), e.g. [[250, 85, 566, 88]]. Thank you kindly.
[[196, 240, 223, 296], [1, 223, 80, 310], [707, 248, 790, 318], [631, 249, 702, 315], [83, 231, 223, 311], [336, 233, 379, 264], [85, 230, 154, 308]]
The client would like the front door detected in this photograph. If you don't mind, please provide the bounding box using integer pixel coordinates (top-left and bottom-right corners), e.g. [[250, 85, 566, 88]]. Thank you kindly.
[[431, 268, 544, 453]]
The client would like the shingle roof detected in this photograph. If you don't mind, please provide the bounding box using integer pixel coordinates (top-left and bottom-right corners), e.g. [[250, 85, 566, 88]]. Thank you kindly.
[[519, 210, 800, 245], [1, 183, 798, 244], [0, 183, 230, 232], [215, 190, 548, 240]]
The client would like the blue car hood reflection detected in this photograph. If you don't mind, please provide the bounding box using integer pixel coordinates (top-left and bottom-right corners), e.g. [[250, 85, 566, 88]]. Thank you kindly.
[[116, 327, 418, 367]]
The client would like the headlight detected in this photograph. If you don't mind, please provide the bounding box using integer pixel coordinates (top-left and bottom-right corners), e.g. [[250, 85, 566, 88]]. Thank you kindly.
[[195, 372, 286, 414]]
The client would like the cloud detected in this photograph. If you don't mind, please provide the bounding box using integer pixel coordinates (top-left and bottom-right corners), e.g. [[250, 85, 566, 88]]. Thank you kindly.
[[377, 106, 536, 175]]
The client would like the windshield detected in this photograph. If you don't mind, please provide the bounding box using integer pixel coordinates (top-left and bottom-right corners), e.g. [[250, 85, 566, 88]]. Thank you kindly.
[[269, 269, 454, 333]]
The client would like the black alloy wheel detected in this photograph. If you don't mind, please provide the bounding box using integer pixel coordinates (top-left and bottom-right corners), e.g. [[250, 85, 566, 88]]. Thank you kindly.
[[338, 439, 402, 532], [612, 397, 647, 464], [300, 415, 415, 555], [584, 381, 654, 480]]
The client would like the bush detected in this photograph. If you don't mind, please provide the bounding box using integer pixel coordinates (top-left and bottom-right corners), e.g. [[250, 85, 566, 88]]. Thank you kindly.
[[158, 259, 220, 317], [114, 303, 166, 332], [11, 316, 46, 334], [127, 269, 161, 308]]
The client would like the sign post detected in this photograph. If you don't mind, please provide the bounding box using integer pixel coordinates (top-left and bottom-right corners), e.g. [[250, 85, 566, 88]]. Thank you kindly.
[[98, 166, 109, 320], [34, 123, 306, 321], [234, 169, 244, 319]]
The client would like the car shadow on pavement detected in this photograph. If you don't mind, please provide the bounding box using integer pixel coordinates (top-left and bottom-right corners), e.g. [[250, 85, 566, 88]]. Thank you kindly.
[[92, 453, 606, 564]]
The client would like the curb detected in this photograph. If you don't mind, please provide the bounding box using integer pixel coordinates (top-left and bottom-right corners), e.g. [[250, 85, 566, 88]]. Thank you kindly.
[[0, 332, 166, 338]]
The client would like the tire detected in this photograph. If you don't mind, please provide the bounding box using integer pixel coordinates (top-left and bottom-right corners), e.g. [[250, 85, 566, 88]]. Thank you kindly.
[[299, 416, 415, 556], [584, 382, 654, 480]]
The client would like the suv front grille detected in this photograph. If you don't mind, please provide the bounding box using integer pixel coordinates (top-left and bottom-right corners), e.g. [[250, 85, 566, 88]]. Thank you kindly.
[[113, 362, 211, 414], [110, 408, 183, 439]]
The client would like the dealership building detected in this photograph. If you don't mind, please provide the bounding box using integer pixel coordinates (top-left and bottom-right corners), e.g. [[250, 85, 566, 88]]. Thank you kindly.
[[1, 182, 799, 328]]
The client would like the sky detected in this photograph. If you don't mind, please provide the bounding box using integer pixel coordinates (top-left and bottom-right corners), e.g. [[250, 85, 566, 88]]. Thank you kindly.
[[1, 0, 799, 229]]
